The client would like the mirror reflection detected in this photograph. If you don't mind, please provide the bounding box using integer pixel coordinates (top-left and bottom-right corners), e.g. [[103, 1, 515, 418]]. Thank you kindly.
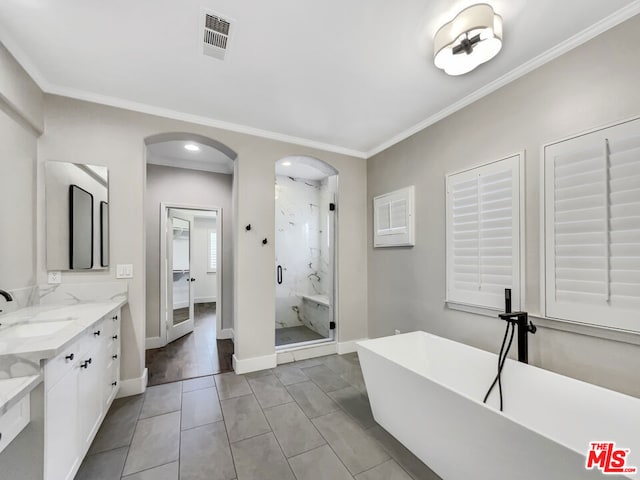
[[46, 161, 109, 270]]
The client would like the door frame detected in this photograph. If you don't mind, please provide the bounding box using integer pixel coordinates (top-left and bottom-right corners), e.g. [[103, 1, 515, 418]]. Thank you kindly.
[[274, 173, 339, 351], [159, 202, 223, 347]]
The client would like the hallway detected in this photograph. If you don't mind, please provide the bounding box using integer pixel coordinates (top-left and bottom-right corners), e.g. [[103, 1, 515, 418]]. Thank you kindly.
[[146, 303, 233, 386]]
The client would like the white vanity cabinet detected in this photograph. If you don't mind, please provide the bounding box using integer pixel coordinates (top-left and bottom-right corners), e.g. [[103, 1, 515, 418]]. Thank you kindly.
[[103, 310, 121, 409], [43, 308, 121, 480]]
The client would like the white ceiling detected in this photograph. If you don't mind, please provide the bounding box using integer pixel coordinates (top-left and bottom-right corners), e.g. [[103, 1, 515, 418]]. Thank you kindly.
[[1, 0, 638, 157], [147, 140, 234, 174]]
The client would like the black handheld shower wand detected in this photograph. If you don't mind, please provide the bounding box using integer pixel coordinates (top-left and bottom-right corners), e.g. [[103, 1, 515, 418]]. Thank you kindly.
[[483, 288, 536, 412]]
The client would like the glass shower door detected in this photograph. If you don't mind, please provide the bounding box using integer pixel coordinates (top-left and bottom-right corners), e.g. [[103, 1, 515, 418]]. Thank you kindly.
[[274, 172, 337, 347]]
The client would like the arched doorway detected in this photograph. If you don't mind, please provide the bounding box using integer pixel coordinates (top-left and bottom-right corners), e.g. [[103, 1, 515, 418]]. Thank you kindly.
[[144, 132, 236, 385]]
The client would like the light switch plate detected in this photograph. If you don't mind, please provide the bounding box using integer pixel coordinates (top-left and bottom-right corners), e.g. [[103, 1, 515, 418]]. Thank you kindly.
[[48, 271, 62, 284], [116, 264, 133, 279]]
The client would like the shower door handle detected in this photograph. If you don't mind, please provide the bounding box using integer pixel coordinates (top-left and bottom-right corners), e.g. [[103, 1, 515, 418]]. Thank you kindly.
[[277, 265, 283, 285]]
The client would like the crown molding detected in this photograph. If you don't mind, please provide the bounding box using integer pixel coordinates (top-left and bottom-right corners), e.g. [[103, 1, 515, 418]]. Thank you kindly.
[[366, 0, 640, 158], [3, 0, 640, 161], [0, 31, 367, 159], [45, 83, 368, 159]]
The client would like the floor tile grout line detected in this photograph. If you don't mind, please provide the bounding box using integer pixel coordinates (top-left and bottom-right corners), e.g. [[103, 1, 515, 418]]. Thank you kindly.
[[120, 459, 177, 479], [176, 384, 183, 478], [363, 427, 433, 480], [118, 419, 138, 478], [219, 397, 240, 480], [111, 395, 146, 478], [261, 400, 327, 459], [257, 421, 297, 479], [137, 407, 182, 421], [228, 426, 276, 446], [180, 416, 225, 433], [308, 413, 359, 478]]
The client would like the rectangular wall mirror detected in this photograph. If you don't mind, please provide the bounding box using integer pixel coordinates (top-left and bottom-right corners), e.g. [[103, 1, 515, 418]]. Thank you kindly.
[[46, 161, 109, 270]]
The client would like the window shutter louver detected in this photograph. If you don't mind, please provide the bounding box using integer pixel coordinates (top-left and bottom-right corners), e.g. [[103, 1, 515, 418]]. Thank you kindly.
[[446, 155, 522, 310], [544, 118, 640, 331]]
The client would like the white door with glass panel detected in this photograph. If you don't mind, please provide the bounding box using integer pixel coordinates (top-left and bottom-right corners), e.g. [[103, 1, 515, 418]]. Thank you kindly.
[[166, 210, 195, 343]]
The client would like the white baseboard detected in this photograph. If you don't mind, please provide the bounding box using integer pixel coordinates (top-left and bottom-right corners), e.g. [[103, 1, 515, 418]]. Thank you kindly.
[[218, 328, 234, 340], [117, 368, 148, 398], [195, 297, 217, 304], [337, 338, 367, 354], [232, 353, 277, 374], [145, 336, 165, 350]]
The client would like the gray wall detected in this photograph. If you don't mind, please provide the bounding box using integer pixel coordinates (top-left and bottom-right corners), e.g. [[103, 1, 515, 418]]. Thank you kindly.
[[38, 94, 368, 383], [145, 164, 233, 337], [367, 15, 640, 398], [0, 43, 42, 292]]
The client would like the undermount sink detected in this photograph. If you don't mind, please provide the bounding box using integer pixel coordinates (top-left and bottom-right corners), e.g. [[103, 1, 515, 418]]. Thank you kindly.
[[2, 320, 74, 338]]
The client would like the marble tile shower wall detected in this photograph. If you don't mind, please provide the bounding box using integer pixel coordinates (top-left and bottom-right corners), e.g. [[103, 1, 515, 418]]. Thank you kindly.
[[275, 176, 333, 336]]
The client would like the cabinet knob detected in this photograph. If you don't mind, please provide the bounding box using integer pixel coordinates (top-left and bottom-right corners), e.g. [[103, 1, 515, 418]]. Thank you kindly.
[[111, 381, 118, 386], [112, 315, 118, 320], [94, 330, 101, 336], [81, 358, 92, 368], [65, 353, 75, 361], [112, 334, 118, 340], [112, 354, 118, 359]]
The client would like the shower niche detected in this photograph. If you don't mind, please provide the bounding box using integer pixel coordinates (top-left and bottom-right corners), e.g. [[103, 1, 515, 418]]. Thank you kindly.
[[275, 156, 337, 348]]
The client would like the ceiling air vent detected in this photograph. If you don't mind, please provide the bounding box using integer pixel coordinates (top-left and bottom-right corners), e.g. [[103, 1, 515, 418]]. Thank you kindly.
[[203, 13, 232, 60]]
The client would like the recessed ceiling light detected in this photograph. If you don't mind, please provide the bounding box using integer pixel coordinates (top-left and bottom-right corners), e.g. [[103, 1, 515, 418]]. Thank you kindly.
[[184, 143, 200, 152], [282, 161, 291, 166]]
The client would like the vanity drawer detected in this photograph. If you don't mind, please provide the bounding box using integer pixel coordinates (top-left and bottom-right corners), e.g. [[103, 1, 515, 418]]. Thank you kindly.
[[45, 337, 83, 390], [0, 394, 30, 454], [45, 320, 104, 390]]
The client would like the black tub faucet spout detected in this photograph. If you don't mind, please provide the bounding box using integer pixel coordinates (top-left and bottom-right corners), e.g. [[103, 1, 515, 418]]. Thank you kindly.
[[498, 311, 536, 364]]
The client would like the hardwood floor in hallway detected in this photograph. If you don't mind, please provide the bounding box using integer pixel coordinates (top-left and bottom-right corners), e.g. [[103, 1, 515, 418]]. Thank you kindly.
[[146, 303, 234, 386]]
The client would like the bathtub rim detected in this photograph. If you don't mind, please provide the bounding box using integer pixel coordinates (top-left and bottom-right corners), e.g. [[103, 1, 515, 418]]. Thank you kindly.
[[357, 331, 640, 462]]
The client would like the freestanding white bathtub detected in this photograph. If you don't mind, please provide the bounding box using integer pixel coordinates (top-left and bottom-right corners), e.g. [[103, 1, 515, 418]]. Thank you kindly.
[[357, 331, 639, 480]]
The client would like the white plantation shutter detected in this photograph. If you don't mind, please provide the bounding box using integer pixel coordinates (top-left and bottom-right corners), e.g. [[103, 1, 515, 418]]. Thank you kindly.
[[208, 230, 217, 272], [373, 186, 415, 247], [446, 155, 522, 310], [544, 118, 640, 331]]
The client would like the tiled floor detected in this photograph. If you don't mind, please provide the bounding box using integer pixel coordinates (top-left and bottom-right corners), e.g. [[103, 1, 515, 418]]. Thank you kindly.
[[76, 352, 441, 480], [145, 303, 234, 386], [275, 325, 326, 346]]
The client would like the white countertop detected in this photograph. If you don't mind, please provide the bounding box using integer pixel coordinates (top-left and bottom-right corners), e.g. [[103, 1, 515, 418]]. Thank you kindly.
[[0, 375, 41, 415], [0, 299, 126, 418], [0, 300, 126, 359]]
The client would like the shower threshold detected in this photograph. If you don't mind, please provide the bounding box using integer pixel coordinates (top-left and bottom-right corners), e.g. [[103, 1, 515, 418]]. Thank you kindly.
[[275, 335, 335, 351]]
